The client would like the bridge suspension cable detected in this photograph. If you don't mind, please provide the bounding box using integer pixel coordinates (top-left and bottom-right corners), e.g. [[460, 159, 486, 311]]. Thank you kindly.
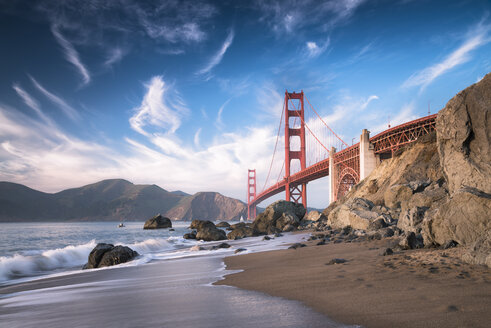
[[260, 99, 285, 193], [304, 94, 349, 148]]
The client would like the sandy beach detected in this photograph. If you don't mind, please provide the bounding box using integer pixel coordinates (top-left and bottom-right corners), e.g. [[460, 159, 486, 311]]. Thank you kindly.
[[216, 236, 491, 328]]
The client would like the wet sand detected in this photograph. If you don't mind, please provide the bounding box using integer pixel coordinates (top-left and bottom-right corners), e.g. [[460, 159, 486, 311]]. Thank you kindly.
[[0, 237, 348, 328], [216, 237, 491, 328]]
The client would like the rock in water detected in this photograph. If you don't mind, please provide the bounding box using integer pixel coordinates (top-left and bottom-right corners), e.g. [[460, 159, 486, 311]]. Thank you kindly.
[[216, 221, 231, 228], [227, 226, 255, 240], [84, 243, 138, 269], [98, 246, 139, 268], [143, 214, 172, 229], [85, 243, 114, 269], [189, 219, 216, 231]]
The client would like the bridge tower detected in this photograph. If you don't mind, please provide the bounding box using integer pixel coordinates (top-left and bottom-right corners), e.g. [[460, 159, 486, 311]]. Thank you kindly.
[[247, 169, 256, 220], [284, 91, 307, 208]]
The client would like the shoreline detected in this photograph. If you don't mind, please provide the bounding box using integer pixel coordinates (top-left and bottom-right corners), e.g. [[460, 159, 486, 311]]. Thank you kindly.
[[215, 235, 491, 328]]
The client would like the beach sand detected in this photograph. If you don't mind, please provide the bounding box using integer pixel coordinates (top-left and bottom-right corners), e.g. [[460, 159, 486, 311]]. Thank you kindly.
[[216, 236, 491, 328]]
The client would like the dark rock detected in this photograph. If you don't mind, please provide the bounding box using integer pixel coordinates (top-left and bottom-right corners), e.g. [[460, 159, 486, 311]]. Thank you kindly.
[[316, 240, 326, 246], [288, 243, 306, 249], [326, 258, 347, 265], [85, 243, 114, 269], [382, 248, 394, 256], [230, 222, 247, 230], [196, 226, 227, 241], [183, 233, 196, 239], [235, 248, 247, 254], [334, 239, 343, 244], [169, 228, 175, 231], [227, 226, 255, 240], [263, 236, 272, 241], [143, 214, 172, 229], [399, 231, 424, 249], [307, 235, 318, 241], [216, 222, 230, 228], [368, 217, 388, 231], [274, 233, 283, 238], [442, 240, 458, 249], [211, 242, 231, 250], [189, 219, 216, 231], [379, 227, 395, 238], [96, 245, 139, 268]]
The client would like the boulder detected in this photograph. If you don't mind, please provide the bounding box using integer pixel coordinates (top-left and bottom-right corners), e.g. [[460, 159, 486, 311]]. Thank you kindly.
[[424, 188, 491, 247], [252, 200, 306, 234], [196, 226, 227, 241], [328, 198, 379, 230], [85, 243, 114, 269], [368, 217, 388, 231], [230, 222, 247, 230], [84, 243, 139, 269], [183, 232, 196, 239], [227, 226, 255, 240], [304, 210, 327, 222], [189, 219, 216, 231], [397, 206, 428, 233], [399, 231, 424, 249], [462, 231, 491, 267], [98, 246, 139, 268], [210, 242, 231, 250], [143, 214, 172, 229], [216, 222, 231, 228], [288, 243, 306, 249]]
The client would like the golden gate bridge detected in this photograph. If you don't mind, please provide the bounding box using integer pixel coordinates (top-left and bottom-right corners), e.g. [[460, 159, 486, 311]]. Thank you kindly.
[[247, 90, 437, 219]]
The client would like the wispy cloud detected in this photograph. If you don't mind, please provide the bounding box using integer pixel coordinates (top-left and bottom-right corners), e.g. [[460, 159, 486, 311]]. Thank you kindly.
[[215, 98, 232, 130], [194, 128, 202, 148], [256, 0, 365, 35], [29, 76, 80, 121], [402, 21, 491, 91], [196, 29, 234, 77], [51, 25, 91, 85], [129, 76, 189, 136], [104, 47, 125, 68], [12, 84, 53, 126], [305, 38, 330, 58]]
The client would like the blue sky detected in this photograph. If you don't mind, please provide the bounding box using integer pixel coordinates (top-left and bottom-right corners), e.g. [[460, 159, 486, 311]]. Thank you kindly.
[[0, 0, 490, 208]]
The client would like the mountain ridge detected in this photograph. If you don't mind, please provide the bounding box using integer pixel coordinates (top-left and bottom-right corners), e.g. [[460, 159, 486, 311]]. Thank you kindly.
[[0, 179, 245, 222]]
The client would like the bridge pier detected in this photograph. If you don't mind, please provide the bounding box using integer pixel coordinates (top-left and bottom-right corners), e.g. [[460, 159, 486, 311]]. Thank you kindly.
[[329, 146, 337, 204], [359, 129, 377, 180]]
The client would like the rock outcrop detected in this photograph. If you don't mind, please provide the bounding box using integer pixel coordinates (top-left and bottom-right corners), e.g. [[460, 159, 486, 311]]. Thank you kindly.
[[323, 73, 491, 266], [84, 243, 139, 269], [188, 220, 226, 241], [252, 200, 306, 234], [143, 214, 172, 229]]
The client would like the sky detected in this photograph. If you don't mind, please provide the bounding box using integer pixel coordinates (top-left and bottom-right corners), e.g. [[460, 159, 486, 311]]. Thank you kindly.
[[0, 0, 490, 209]]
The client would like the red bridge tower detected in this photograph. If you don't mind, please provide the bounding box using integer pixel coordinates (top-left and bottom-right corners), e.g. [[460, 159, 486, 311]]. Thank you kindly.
[[284, 91, 307, 208], [247, 169, 256, 219]]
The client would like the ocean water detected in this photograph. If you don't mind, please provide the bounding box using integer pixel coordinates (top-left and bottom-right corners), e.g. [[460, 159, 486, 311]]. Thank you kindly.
[[0, 222, 356, 327], [0, 221, 197, 283]]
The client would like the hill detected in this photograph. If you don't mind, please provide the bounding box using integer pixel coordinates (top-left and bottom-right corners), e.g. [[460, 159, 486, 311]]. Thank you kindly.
[[0, 179, 247, 222], [165, 191, 247, 221]]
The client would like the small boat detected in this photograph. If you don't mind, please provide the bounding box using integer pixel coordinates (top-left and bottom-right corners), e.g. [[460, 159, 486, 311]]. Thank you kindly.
[[118, 223, 125, 228]]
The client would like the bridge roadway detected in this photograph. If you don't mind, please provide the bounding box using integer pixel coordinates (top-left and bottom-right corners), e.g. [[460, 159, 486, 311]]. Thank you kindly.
[[250, 113, 437, 208]]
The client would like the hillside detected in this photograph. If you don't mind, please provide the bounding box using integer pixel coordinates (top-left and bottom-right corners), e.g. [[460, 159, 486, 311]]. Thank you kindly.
[[0, 179, 247, 222], [165, 191, 247, 221]]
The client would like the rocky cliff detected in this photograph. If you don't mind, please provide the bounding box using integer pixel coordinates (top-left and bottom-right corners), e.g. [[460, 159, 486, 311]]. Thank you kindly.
[[165, 191, 247, 221], [324, 72, 491, 267]]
